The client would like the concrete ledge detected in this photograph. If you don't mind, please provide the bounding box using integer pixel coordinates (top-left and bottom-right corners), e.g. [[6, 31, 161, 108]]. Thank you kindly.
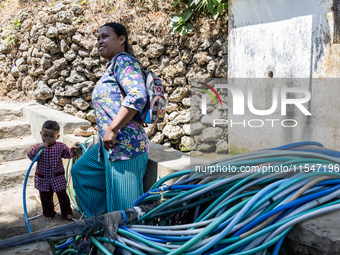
[[282, 210, 340, 255], [145, 142, 209, 190], [63, 134, 96, 148], [23, 105, 89, 141]]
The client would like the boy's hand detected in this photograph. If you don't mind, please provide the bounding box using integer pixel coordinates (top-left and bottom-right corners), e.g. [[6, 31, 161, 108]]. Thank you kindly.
[[41, 142, 49, 148], [35, 142, 48, 154]]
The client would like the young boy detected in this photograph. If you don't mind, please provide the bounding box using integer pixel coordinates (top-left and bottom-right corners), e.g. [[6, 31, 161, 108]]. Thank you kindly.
[[27, 120, 77, 221]]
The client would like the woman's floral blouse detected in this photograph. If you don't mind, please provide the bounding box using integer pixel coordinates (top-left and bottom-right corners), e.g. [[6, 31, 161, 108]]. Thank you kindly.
[[92, 53, 149, 161]]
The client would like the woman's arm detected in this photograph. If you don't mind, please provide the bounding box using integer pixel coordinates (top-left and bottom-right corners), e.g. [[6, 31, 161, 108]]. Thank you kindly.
[[103, 106, 138, 151], [102, 54, 146, 151]]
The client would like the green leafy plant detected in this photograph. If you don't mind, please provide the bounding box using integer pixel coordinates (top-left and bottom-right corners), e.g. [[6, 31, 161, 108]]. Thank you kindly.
[[11, 18, 20, 29], [170, 0, 228, 36], [76, 16, 86, 23], [104, 0, 115, 5], [136, 2, 148, 11], [4, 35, 16, 44], [180, 146, 190, 152]]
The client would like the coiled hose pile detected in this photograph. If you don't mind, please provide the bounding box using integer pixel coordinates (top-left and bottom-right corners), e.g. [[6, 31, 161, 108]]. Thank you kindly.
[[50, 141, 340, 254]]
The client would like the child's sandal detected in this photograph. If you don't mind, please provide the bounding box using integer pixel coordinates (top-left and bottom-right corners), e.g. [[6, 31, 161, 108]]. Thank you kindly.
[[65, 214, 73, 220]]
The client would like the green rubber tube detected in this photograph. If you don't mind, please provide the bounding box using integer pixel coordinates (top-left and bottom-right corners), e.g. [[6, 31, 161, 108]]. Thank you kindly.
[[137, 182, 218, 222], [150, 170, 192, 190], [98, 237, 146, 255], [165, 198, 251, 255], [214, 227, 292, 255], [90, 236, 113, 255], [60, 249, 78, 255], [196, 174, 264, 222], [151, 192, 219, 218], [198, 190, 258, 222]]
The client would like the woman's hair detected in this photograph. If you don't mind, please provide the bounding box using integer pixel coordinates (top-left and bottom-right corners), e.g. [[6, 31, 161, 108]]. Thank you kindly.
[[101, 22, 135, 57]]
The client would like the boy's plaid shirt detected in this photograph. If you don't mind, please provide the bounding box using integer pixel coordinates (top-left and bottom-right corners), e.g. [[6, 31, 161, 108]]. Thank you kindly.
[[27, 142, 73, 192]]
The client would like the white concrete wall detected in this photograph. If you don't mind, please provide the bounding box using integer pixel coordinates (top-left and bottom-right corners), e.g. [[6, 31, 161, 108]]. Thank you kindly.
[[23, 105, 89, 142], [228, 0, 340, 151]]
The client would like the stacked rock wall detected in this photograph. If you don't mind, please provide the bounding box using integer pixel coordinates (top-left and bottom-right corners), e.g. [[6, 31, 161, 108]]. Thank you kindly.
[[0, 1, 228, 152]]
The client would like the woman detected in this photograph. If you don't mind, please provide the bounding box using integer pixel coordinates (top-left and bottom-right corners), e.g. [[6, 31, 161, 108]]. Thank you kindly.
[[71, 23, 149, 217]]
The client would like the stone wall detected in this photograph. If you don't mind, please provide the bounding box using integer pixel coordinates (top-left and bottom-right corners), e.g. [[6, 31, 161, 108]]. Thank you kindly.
[[0, 0, 228, 151]]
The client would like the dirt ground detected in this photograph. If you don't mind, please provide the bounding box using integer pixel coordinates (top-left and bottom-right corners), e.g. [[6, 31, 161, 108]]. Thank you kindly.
[[0, 180, 82, 241]]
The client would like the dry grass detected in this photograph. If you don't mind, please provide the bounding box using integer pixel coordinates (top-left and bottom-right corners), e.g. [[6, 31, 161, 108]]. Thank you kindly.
[[82, 0, 174, 38], [0, 0, 227, 45], [0, 0, 174, 37]]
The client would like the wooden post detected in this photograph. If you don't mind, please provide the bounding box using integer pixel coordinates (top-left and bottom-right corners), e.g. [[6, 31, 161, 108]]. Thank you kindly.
[[334, 0, 340, 43]]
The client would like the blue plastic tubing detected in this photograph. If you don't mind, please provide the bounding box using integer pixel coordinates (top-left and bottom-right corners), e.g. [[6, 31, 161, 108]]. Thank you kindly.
[[23, 148, 43, 233]]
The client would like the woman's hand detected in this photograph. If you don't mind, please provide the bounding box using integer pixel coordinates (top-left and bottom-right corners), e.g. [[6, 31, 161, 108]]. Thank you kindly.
[[103, 128, 117, 151], [103, 106, 138, 151]]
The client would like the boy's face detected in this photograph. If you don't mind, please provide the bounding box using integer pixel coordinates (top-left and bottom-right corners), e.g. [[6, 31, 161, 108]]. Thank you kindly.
[[40, 128, 60, 146]]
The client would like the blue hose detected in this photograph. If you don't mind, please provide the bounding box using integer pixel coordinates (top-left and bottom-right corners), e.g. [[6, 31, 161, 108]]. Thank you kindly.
[[133, 187, 170, 206], [233, 184, 340, 237], [55, 237, 73, 251], [188, 180, 286, 254], [132, 184, 204, 206], [119, 226, 169, 243], [272, 235, 285, 255], [23, 148, 44, 233], [146, 233, 194, 242], [270, 141, 324, 150], [317, 179, 340, 186], [289, 149, 340, 158]]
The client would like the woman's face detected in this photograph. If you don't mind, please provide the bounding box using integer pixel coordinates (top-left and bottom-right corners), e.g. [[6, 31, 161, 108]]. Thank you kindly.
[[97, 26, 125, 61]]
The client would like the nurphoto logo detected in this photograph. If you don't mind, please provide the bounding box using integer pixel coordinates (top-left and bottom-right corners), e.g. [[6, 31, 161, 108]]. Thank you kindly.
[[197, 82, 223, 114], [198, 82, 312, 128]]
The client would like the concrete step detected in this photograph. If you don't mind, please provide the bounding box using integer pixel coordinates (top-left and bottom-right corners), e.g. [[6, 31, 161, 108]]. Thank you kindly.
[[23, 104, 90, 140], [0, 119, 31, 139], [0, 158, 35, 189], [0, 136, 38, 162], [0, 100, 26, 121]]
